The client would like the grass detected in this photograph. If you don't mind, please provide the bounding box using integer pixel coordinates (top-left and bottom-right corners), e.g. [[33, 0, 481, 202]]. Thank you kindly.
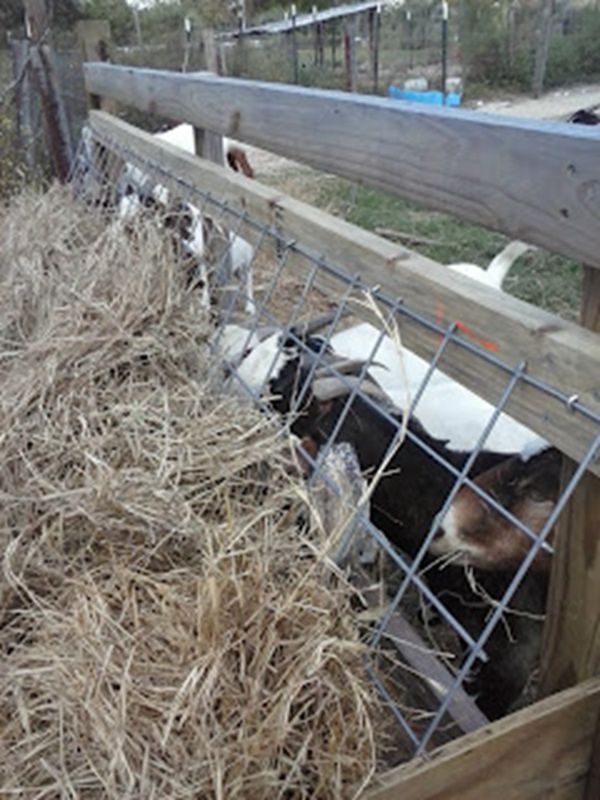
[[262, 169, 582, 323]]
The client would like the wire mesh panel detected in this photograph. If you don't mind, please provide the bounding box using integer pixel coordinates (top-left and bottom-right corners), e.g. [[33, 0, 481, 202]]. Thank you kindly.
[[69, 126, 600, 762]]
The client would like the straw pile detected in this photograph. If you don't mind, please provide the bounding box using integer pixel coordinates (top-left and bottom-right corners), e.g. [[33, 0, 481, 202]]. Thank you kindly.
[[0, 187, 383, 798]]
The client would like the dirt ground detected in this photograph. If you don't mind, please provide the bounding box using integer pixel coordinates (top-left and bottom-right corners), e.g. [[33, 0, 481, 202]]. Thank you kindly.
[[472, 81, 600, 120]]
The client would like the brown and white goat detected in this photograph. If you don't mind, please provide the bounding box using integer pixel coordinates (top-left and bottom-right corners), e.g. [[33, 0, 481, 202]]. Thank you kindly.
[[431, 447, 561, 573]]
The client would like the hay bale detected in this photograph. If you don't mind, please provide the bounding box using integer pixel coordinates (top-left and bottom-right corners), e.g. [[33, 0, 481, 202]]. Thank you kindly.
[[0, 187, 383, 798]]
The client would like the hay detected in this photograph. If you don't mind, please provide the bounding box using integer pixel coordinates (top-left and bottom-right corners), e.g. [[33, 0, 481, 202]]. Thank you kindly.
[[0, 187, 383, 798]]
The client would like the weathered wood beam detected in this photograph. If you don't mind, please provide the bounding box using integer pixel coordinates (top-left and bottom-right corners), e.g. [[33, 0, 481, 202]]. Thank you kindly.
[[83, 64, 600, 269], [362, 676, 600, 800], [540, 267, 600, 720], [25, 0, 73, 182], [89, 111, 600, 476]]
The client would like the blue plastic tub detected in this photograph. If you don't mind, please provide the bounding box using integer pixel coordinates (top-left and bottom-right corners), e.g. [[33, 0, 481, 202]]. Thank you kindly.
[[387, 86, 462, 107]]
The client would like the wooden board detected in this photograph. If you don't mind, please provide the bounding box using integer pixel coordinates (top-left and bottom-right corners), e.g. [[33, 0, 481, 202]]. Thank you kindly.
[[89, 111, 600, 476], [382, 611, 488, 734], [540, 267, 600, 766], [362, 676, 600, 800], [83, 64, 600, 269]]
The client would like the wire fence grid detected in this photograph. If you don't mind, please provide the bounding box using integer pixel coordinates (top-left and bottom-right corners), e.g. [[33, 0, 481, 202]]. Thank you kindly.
[[69, 126, 600, 760]]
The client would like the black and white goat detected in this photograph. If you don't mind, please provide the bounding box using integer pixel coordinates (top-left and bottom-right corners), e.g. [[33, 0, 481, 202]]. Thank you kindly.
[[217, 307, 556, 718], [117, 180, 255, 314], [76, 124, 256, 314], [153, 123, 255, 177]]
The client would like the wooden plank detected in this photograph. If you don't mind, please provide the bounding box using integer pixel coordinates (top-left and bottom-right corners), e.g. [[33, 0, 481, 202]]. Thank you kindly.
[[83, 64, 600, 269], [384, 612, 488, 734], [88, 111, 600, 477], [540, 266, 600, 697], [362, 676, 600, 800]]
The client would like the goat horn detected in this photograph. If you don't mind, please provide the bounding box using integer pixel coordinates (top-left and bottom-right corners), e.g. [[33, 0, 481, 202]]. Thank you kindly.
[[293, 309, 347, 338], [314, 359, 387, 379], [312, 375, 392, 404]]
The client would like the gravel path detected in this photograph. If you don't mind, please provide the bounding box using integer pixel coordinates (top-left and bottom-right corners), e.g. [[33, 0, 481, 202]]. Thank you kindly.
[[473, 82, 600, 121]]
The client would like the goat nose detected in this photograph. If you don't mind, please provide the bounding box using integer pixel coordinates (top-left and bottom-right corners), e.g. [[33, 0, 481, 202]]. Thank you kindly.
[[432, 526, 444, 541]]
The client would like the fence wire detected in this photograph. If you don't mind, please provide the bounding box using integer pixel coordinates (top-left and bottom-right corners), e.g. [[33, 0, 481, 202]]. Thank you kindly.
[[70, 128, 600, 759]]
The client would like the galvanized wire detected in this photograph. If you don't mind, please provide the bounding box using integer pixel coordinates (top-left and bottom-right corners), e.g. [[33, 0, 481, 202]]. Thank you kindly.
[[70, 128, 600, 758]]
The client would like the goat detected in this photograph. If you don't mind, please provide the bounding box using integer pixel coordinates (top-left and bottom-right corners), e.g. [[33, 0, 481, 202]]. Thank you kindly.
[[329, 322, 546, 455], [231, 319, 556, 719], [447, 240, 536, 290], [116, 170, 255, 315], [154, 123, 255, 177], [430, 446, 560, 573], [567, 107, 600, 126], [266, 351, 510, 559]]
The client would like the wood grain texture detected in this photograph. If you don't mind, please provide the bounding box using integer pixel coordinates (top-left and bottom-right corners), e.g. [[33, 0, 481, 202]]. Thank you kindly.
[[89, 110, 600, 476], [83, 64, 600, 269], [383, 612, 488, 734], [540, 266, 600, 788], [362, 677, 600, 800]]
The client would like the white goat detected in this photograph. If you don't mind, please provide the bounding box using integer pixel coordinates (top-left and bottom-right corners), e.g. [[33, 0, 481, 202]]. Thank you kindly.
[[114, 131, 255, 314], [447, 240, 535, 289], [154, 124, 254, 177]]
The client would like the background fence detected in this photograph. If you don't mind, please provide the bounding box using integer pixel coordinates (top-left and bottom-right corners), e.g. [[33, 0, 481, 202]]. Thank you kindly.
[[3, 0, 600, 196]]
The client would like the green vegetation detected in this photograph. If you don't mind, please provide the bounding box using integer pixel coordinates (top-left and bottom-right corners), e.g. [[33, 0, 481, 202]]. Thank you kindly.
[[308, 177, 581, 321]]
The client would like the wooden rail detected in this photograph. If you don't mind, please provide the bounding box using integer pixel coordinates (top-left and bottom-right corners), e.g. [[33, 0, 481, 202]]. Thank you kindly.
[[364, 676, 600, 800], [83, 64, 600, 269], [89, 110, 600, 478]]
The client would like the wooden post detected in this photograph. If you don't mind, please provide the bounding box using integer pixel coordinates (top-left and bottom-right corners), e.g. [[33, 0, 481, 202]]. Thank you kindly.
[[24, 0, 73, 182], [182, 17, 192, 73], [233, 13, 246, 77], [331, 20, 337, 67], [407, 9, 414, 69], [197, 29, 233, 313], [312, 5, 318, 66], [540, 266, 600, 703], [540, 266, 600, 800], [368, 5, 381, 93], [316, 22, 324, 68], [290, 5, 299, 84], [10, 39, 35, 171], [586, 709, 600, 800], [507, 0, 517, 71], [532, 0, 555, 98], [132, 7, 143, 48], [196, 30, 224, 165], [75, 20, 116, 113], [441, 1, 449, 104], [344, 16, 357, 93]]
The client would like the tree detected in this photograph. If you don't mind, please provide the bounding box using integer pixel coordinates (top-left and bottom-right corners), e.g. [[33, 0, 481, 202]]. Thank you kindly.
[[79, 0, 134, 44]]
